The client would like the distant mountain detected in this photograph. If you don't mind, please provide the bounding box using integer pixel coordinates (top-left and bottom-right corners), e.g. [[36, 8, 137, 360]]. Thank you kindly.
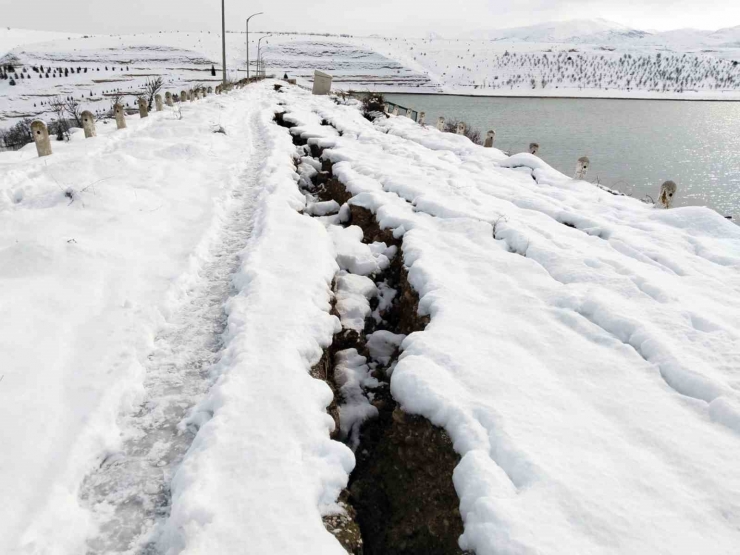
[[466, 19, 740, 49], [468, 19, 641, 43]]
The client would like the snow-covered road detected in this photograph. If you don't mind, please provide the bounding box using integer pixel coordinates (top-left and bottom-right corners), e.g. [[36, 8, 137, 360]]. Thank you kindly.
[[79, 108, 264, 553]]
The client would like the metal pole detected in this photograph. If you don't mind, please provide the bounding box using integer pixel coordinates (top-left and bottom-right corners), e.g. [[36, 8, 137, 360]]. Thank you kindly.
[[221, 0, 226, 85], [257, 35, 271, 80], [245, 12, 263, 81]]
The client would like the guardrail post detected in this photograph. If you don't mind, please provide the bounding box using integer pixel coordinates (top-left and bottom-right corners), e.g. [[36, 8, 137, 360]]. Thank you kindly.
[[437, 117, 445, 131], [575, 156, 590, 180], [484, 130, 495, 147], [659, 180, 677, 208], [529, 142, 540, 155], [418, 111, 425, 125], [456, 122, 465, 135], [138, 97, 148, 118], [114, 103, 127, 129], [155, 94, 163, 111], [165, 92, 173, 106], [31, 120, 52, 156], [81, 111, 96, 138]]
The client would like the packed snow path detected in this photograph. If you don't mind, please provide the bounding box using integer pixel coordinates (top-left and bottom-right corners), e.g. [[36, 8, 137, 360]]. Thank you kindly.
[[78, 115, 262, 552]]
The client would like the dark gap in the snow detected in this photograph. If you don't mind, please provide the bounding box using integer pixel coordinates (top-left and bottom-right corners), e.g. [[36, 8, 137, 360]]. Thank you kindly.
[[302, 129, 467, 554]]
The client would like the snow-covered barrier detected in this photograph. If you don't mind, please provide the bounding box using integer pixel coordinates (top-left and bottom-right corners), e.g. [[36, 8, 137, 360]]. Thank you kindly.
[[278, 86, 740, 554]]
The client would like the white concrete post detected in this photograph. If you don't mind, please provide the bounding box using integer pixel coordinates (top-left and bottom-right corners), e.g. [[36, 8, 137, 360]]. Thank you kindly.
[[312, 70, 333, 95], [155, 94, 163, 111], [207, 86, 213, 94], [189, 90, 195, 102], [114, 103, 127, 129], [659, 180, 677, 208], [418, 111, 426, 125], [575, 156, 590, 180], [484, 130, 496, 148], [31, 120, 52, 157], [437, 117, 445, 131], [138, 97, 148, 118], [181, 90, 188, 102], [529, 143, 540, 156], [392, 106, 399, 116], [456, 122, 466, 135], [81, 110, 96, 138], [165, 92, 173, 106]]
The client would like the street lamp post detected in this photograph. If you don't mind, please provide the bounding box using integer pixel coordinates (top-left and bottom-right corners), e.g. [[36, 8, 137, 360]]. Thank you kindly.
[[257, 34, 272, 78], [221, 0, 227, 85], [246, 12, 264, 80]]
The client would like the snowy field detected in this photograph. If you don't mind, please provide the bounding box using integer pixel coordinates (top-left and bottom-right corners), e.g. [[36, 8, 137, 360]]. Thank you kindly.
[[2, 78, 739, 554], [2, 21, 740, 131]]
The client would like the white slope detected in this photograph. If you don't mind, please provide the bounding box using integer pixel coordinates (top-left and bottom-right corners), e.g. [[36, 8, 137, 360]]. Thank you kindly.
[[469, 18, 636, 42], [0, 84, 351, 554], [0, 28, 82, 58], [280, 89, 740, 554]]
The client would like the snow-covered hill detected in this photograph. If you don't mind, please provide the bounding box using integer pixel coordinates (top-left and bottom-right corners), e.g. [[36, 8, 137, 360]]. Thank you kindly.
[[1, 23, 740, 132], [468, 18, 640, 43]]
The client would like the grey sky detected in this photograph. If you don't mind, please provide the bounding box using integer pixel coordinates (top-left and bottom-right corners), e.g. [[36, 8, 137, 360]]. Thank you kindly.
[[2, 0, 739, 37]]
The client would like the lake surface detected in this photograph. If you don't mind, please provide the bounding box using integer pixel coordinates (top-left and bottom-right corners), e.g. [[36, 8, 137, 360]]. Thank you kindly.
[[385, 94, 740, 219]]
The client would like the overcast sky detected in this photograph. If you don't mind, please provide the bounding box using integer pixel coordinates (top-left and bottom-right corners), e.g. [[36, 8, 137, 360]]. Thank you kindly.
[[2, 0, 740, 37]]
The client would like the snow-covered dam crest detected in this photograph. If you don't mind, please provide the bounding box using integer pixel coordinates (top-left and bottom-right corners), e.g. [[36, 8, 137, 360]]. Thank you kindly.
[[1, 81, 739, 554]]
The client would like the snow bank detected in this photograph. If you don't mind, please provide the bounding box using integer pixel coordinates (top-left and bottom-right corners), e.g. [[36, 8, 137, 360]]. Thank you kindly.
[[280, 86, 740, 553], [0, 91, 262, 553], [156, 94, 353, 554]]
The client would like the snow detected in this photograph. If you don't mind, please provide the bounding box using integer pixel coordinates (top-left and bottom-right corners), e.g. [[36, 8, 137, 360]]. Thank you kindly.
[[0, 83, 352, 554], [335, 272, 378, 332], [3, 75, 740, 554], [334, 349, 380, 449], [279, 88, 740, 553], [2, 24, 740, 133]]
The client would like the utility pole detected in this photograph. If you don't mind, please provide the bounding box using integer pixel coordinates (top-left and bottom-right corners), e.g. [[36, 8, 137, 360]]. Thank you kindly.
[[246, 12, 264, 80], [221, 0, 227, 85]]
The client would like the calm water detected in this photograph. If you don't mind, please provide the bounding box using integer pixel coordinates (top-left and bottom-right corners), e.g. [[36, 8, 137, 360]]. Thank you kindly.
[[386, 94, 740, 218]]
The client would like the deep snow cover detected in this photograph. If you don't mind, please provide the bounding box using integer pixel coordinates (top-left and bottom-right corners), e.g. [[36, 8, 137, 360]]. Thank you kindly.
[[278, 87, 740, 553], [2, 80, 740, 554]]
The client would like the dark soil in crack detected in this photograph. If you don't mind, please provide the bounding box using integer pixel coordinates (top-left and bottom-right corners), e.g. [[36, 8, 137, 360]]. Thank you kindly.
[[277, 111, 467, 555]]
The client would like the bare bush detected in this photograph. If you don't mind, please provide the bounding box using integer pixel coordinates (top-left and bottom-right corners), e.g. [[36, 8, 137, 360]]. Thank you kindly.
[[443, 118, 482, 145], [143, 77, 163, 111], [0, 118, 34, 150]]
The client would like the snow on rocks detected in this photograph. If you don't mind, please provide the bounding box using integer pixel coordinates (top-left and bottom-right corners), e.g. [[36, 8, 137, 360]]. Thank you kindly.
[[334, 349, 380, 449], [335, 272, 378, 332], [328, 224, 391, 275], [278, 85, 740, 554]]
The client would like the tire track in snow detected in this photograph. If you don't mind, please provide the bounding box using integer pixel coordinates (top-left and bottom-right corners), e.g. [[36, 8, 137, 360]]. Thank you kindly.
[[79, 108, 264, 555]]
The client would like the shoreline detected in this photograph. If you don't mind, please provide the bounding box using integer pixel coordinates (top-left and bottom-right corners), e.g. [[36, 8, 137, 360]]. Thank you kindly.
[[355, 87, 740, 102]]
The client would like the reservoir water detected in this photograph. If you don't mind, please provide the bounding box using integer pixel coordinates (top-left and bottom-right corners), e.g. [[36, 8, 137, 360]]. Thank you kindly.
[[385, 94, 740, 219]]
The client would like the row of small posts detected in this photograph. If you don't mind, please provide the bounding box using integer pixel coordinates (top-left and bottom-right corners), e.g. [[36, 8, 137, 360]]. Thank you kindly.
[[384, 102, 678, 209], [31, 86, 218, 157]]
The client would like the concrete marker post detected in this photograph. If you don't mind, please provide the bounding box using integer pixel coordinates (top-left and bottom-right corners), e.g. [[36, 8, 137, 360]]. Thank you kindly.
[[575, 156, 590, 180], [418, 111, 426, 125], [181, 90, 188, 102], [138, 97, 148, 118], [456, 122, 465, 135], [31, 120, 52, 157], [659, 180, 677, 208], [114, 103, 127, 129], [155, 94, 163, 111], [165, 92, 173, 106], [529, 143, 540, 156], [81, 110, 96, 138], [484, 130, 496, 148], [437, 117, 445, 131]]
